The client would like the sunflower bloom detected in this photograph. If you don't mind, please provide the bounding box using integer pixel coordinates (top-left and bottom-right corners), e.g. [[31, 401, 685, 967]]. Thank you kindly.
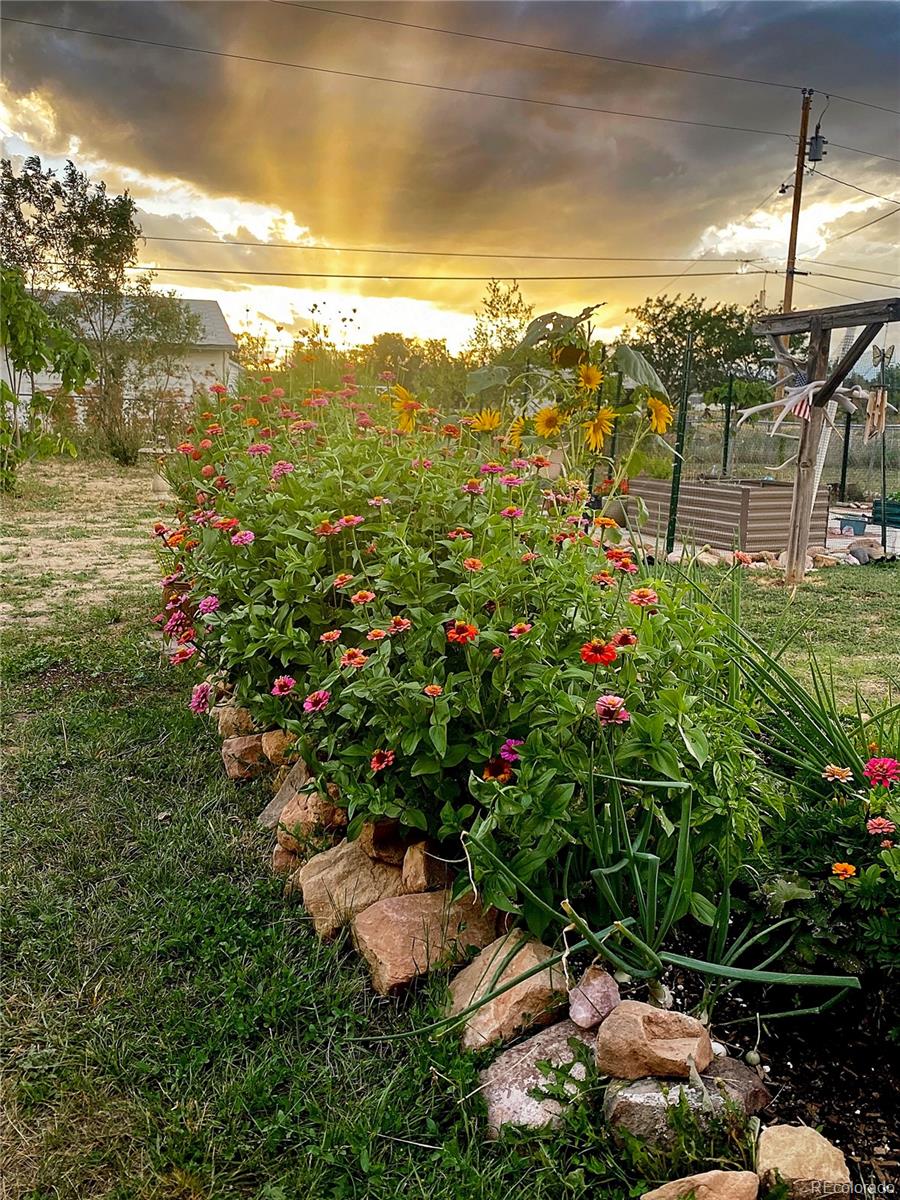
[[471, 407, 502, 433], [647, 396, 674, 434], [577, 363, 604, 392], [506, 415, 526, 450], [391, 384, 422, 433], [534, 406, 566, 439], [583, 407, 617, 454]]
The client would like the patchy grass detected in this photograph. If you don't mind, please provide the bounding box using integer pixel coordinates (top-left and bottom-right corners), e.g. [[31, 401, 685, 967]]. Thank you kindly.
[[1, 461, 761, 1199]]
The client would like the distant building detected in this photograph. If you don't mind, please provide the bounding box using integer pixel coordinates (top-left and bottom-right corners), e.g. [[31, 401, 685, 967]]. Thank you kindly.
[[2, 295, 239, 404]]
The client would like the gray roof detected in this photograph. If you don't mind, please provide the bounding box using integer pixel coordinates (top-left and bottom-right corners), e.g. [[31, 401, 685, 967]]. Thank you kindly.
[[47, 292, 236, 349]]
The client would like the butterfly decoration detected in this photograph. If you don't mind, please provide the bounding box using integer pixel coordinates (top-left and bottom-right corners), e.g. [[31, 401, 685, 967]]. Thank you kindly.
[[872, 345, 895, 368]]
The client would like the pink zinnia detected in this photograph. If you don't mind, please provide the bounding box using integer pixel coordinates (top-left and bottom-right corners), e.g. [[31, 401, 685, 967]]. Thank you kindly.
[[500, 506, 523, 519], [628, 587, 659, 607], [863, 757, 899, 788], [340, 514, 364, 527], [462, 479, 485, 496], [480, 462, 505, 475], [499, 738, 524, 763], [247, 442, 272, 456], [595, 694, 631, 726], [189, 682, 211, 714], [303, 689, 331, 713], [320, 630, 342, 643], [509, 622, 533, 638], [271, 460, 295, 480], [370, 748, 395, 772], [501, 475, 525, 488], [170, 644, 197, 665], [197, 595, 219, 616], [368, 496, 391, 507], [231, 530, 255, 546], [271, 675, 296, 696], [867, 816, 896, 836]]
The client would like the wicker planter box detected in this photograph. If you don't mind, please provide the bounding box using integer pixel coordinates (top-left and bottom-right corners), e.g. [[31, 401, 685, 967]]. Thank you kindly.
[[627, 477, 829, 553], [872, 499, 900, 529]]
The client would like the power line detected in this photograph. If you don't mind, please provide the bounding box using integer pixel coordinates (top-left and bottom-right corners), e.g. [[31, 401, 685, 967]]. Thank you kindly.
[[829, 142, 900, 166], [0, 16, 794, 139], [796, 278, 871, 303], [828, 205, 900, 243], [142, 233, 755, 264], [124, 264, 766, 282], [273, 1, 900, 116], [811, 270, 900, 292], [797, 258, 900, 279], [807, 167, 900, 206]]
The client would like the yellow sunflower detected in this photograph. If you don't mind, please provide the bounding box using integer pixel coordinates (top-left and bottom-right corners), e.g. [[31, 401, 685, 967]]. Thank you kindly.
[[647, 396, 674, 435], [470, 407, 502, 433], [391, 384, 422, 433], [577, 363, 604, 392], [582, 406, 617, 454], [534, 406, 566, 439], [506, 415, 526, 450]]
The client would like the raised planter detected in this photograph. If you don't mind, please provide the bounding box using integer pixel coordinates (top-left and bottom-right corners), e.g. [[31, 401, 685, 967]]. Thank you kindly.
[[626, 477, 829, 554], [872, 498, 900, 529]]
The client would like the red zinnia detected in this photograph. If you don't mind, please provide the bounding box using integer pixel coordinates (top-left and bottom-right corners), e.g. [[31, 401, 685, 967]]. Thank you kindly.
[[388, 616, 412, 634], [370, 748, 395, 772], [483, 758, 514, 784], [350, 590, 376, 605], [447, 620, 478, 645], [611, 628, 638, 647], [463, 557, 484, 572], [340, 648, 369, 669], [580, 639, 618, 665]]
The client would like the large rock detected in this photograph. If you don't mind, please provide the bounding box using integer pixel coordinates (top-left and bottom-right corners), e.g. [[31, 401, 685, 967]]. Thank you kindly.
[[447, 934, 566, 1051], [757, 1125, 850, 1199], [401, 840, 454, 893], [287, 839, 404, 938], [641, 1171, 759, 1200], [604, 1059, 770, 1148], [271, 845, 301, 876], [595, 1000, 712, 1079], [479, 1019, 595, 1138], [221, 734, 266, 780], [276, 789, 347, 853], [261, 730, 297, 765], [257, 758, 313, 829], [212, 704, 254, 739], [568, 964, 620, 1029], [351, 890, 497, 995], [357, 819, 409, 866]]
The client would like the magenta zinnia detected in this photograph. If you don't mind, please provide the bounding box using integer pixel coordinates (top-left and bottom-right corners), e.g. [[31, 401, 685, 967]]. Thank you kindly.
[[595, 694, 631, 726], [271, 675, 296, 696], [189, 682, 211, 714], [303, 689, 331, 713], [863, 757, 899, 788]]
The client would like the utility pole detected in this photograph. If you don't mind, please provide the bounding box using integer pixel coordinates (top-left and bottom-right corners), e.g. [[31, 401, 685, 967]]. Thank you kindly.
[[782, 89, 813, 315]]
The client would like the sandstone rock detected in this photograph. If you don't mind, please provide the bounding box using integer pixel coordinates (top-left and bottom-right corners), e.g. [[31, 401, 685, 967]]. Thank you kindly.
[[568, 964, 620, 1029], [695, 550, 723, 568], [777, 551, 814, 573], [757, 1125, 850, 1199], [357, 818, 409, 866], [447, 934, 566, 1051], [811, 554, 839, 568], [271, 845, 301, 875], [595, 1000, 713, 1079], [221, 734, 266, 780], [212, 704, 255, 739], [276, 788, 347, 853], [703, 1056, 771, 1113], [288, 839, 404, 938], [257, 758, 312, 829], [479, 1019, 595, 1138], [401, 840, 454, 893], [641, 1170, 759, 1200], [261, 730, 297, 765], [351, 890, 497, 995]]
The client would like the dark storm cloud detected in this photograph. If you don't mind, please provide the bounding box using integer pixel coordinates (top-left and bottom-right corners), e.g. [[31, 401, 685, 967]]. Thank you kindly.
[[2, 0, 898, 322]]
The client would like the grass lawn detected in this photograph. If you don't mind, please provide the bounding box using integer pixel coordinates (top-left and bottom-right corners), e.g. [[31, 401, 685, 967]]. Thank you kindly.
[[2, 461, 893, 1198]]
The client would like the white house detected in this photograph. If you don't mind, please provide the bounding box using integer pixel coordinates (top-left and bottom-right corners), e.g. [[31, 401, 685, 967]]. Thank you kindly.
[[2, 296, 239, 405]]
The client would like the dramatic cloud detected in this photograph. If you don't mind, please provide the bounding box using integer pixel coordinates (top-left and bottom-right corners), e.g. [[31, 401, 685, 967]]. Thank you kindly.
[[2, 0, 898, 347]]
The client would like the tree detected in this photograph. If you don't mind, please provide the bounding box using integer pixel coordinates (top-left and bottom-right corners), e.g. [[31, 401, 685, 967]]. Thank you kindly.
[[623, 294, 772, 393], [465, 280, 534, 365], [1, 267, 92, 490]]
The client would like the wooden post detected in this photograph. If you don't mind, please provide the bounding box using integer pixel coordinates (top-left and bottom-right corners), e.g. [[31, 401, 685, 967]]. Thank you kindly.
[[784, 319, 831, 584]]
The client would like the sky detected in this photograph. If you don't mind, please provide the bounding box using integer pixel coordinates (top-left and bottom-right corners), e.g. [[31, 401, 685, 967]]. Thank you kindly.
[[1, 0, 898, 353]]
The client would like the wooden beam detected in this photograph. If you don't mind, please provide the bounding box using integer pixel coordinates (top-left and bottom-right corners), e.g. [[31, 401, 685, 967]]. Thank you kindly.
[[813, 322, 884, 408], [784, 318, 831, 585], [753, 297, 900, 336]]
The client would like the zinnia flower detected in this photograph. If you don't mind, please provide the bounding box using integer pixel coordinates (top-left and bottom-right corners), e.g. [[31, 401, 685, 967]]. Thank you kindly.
[[462, 479, 486, 496], [822, 764, 854, 783], [583, 408, 617, 454], [247, 442, 272, 456], [340, 514, 364, 527], [831, 862, 856, 880], [448, 527, 473, 540], [595, 694, 631, 725], [863, 757, 899, 788], [441, 423, 461, 438], [521, 551, 539, 563], [368, 496, 390, 507], [367, 629, 387, 641], [320, 630, 342, 643], [483, 757, 514, 783], [197, 595, 219, 616], [647, 396, 674, 434], [509, 622, 533, 638], [480, 461, 505, 475], [370, 748, 395, 772], [501, 474, 525, 487], [333, 573, 354, 588], [500, 505, 524, 520], [388, 615, 412, 634], [463, 558, 484, 572], [350, 590, 376, 605], [447, 620, 478, 645], [581, 639, 618, 666], [533, 406, 565, 439], [271, 675, 296, 696], [170, 644, 197, 665], [499, 738, 524, 763], [189, 682, 211, 714], [303, 689, 331, 713], [423, 684, 443, 697], [271, 461, 295, 481], [470, 407, 501, 433], [628, 587, 659, 608], [867, 817, 896, 836], [231, 530, 255, 546], [611, 628, 638, 647], [340, 648, 369, 669]]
